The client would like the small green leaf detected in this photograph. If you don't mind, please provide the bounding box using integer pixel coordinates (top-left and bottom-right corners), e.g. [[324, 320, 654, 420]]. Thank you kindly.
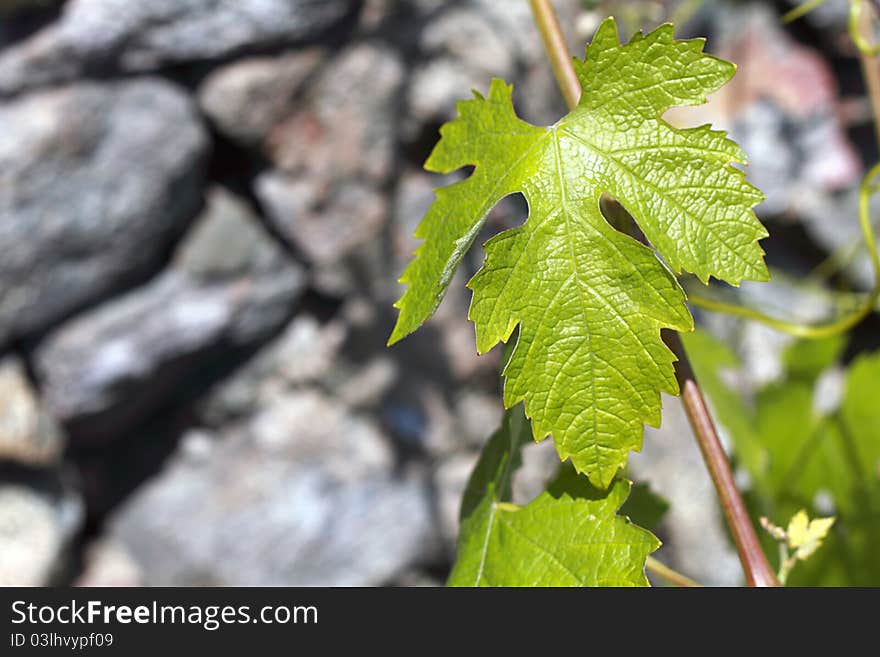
[[390, 18, 768, 487], [448, 406, 659, 587]]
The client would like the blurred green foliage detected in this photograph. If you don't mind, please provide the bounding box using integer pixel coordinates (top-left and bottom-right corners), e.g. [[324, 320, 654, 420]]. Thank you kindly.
[[685, 330, 880, 585]]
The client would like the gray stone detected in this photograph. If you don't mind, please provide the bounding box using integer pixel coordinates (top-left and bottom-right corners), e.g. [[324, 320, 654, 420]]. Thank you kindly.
[[407, 57, 488, 135], [252, 43, 404, 277], [420, 8, 514, 80], [434, 452, 479, 549], [454, 391, 502, 448], [266, 42, 404, 183], [0, 0, 357, 95], [199, 314, 348, 426], [256, 171, 388, 266], [471, 0, 581, 68], [405, 2, 577, 133], [416, 382, 458, 456], [387, 568, 444, 587], [389, 169, 465, 300], [109, 390, 437, 586], [337, 357, 397, 409], [0, 483, 83, 586], [0, 356, 63, 465], [198, 49, 324, 149], [75, 538, 143, 587], [392, 171, 440, 256], [0, 79, 208, 346], [35, 187, 305, 430]]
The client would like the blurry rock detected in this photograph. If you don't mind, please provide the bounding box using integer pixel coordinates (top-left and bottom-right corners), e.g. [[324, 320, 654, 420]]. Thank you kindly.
[[407, 6, 515, 132], [439, 310, 490, 382], [392, 170, 439, 260], [0, 0, 357, 95], [389, 171, 437, 299], [0, 482, 83, 586], [256, 172, 388, 266], [267, 42, 403, 182], [203, 41, 403, 188], [250, 43, 403, 288], [173, 187, 297, 287], [517, 56, 568, 126], [199, 314, 347, 426], [386, 568, 443, 587], [405, 1, 576, 134], [454, 391, 502, 448], [35, 187, 305, 436], [407, 57, 481, 130], [0, 356, 63, 465], [0, 79, 208, 346], [700, 275, 840, 388], [726, 101, 796, 216], [75, 538, 143, 587], [337, 357, 398, 409], [262, 315, 347, 387], [471, 0, 580, 67], [198, 49, 323, 149], [419, 383, 457, 455], [434, 452, 479, 548], [109, 391, 437, 586], [421, 7, 513, 75]]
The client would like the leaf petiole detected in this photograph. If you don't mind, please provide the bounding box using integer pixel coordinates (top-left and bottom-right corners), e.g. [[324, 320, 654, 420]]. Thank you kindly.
[[645, 556, 702, 587]]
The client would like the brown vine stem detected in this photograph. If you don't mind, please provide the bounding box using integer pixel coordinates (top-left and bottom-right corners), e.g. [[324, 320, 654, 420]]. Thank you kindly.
[[663, 333, 778, 587], [528, 0, 780, 587], [528, 0, 581, 108]]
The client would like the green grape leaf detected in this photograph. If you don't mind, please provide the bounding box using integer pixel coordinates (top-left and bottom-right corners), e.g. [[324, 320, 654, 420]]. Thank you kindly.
[[448, 405, 659, 587], [389, 18, 768, 488]]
